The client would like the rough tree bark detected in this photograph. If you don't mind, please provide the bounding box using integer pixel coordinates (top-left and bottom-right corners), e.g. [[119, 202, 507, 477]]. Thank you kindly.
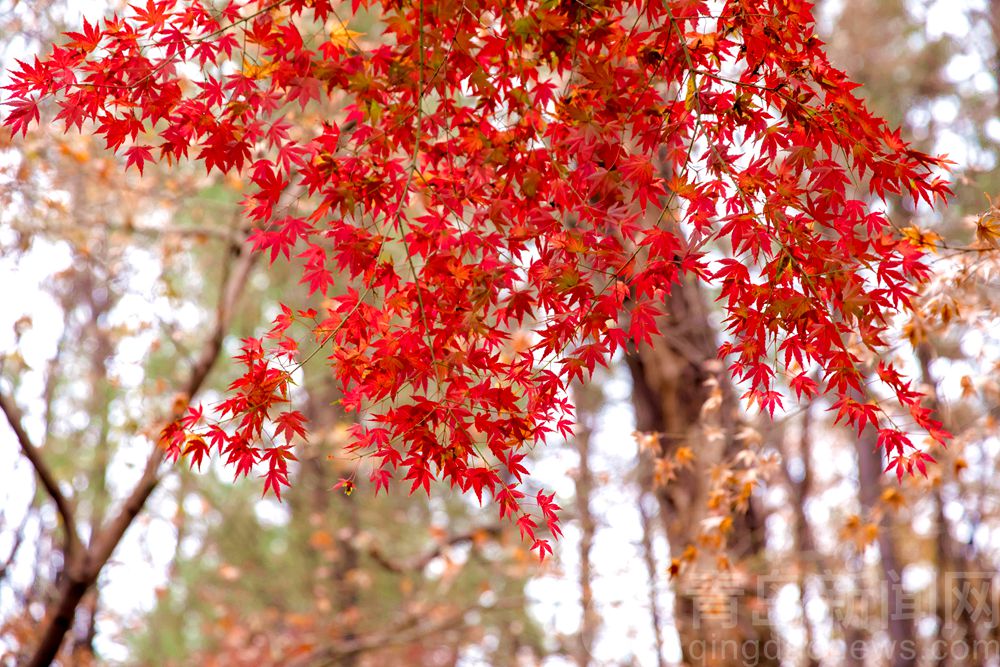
[[627, 275, 778, 667]]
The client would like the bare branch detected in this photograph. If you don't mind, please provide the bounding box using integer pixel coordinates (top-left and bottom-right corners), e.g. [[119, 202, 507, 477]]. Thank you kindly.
[[97, 236, 257, 579], [26, 238, 257, 667], [0, 390, 82, 560], [366, 526, 502, 574], [0, 506, 31, 584], [21, 220, 248, 244]]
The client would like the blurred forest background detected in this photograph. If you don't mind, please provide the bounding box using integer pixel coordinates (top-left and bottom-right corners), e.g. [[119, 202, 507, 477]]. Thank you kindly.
[[3, 0, 1000, 665]]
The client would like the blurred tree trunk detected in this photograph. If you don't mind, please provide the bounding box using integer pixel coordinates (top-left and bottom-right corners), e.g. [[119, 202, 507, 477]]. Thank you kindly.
[[571, 382, 600, 667], [295, 373, 361, 666], [991, 0, 1000, 65], [775, 405, 825, 667], [916, 345, 996, 667], [627, 276, 777, 667], [637, 492, 667, 667], [855, 427, 916, 667]]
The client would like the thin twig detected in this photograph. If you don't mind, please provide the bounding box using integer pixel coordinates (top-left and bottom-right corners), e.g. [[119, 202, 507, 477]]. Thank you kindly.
[[366, 525, 502, 574]]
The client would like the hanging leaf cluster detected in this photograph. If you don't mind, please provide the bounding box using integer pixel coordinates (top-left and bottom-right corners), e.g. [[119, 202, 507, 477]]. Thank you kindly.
[[4, 0, 951, 557]]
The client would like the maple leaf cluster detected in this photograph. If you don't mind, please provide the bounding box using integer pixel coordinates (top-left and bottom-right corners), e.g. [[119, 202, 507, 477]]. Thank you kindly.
[[3, 0, 952, 556]]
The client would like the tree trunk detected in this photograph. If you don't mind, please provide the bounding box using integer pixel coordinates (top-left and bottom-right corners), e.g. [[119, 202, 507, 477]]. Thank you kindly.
[[855, 429, 916, 667], [638, 493, 668, 667], [917, 345, 992, 667], [571, 381, 600, 667], [297, 372, 361, 667], [627, 276, 778, 667]]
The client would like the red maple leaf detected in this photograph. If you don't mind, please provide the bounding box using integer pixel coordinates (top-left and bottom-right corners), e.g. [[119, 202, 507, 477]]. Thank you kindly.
[[5, 0, 954, 557]]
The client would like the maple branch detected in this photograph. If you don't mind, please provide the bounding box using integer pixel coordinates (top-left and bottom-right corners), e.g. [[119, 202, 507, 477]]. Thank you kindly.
[[25, 238, 257, 667], [366, 526, 502, 574], [103, 0, 289, 93], [0, 390, 83, 561], [286, 2, 430, 373]]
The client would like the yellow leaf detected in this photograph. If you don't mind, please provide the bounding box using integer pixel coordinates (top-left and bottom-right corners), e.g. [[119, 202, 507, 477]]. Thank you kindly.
[[902, 316, 926, 347], [840, 514, 879, 550], [654, 457, 676, 486], [685, 74, 698, 111], [329, 23, 363, 47], [976, 212, 1000, 248], [900, 225, 942, 252], [674, 446, 695, 468], [58, 140, 90, 164], [686, 31, 717, 51], [880, 487, 906, 510], [242, 56, 279, 80], [633, 430, 660, 453]]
